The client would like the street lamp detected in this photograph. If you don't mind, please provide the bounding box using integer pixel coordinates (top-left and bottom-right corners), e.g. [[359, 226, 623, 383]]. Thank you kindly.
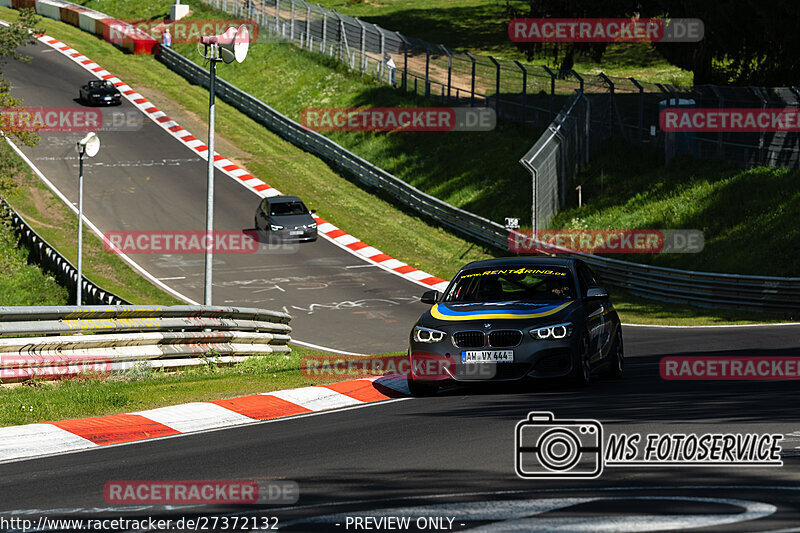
[[75, 132, 100, 306], [198, 25, 250, 305]]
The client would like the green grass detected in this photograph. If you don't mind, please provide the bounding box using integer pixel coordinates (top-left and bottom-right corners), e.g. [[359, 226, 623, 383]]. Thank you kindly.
[[0, 213, 69, 306], [286, 0, 691, 84], [3, 7, 793, 326], [552, 142, 800, 277], [0, 346, 403, 426]]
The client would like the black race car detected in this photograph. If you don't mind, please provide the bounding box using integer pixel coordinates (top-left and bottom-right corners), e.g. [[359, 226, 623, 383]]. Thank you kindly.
[[407, 257, 623, 396], [79, 80, 121, 106]]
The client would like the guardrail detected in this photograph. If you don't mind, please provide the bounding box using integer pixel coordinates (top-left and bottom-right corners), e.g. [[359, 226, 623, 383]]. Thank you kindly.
[[0, 305, 292, 382], [157, 47, 508, 251], [157, 47, 800, 315], [1, 199, 128, 306]]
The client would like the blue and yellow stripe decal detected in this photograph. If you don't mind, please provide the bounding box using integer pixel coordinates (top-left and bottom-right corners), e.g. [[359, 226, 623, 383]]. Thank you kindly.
[[431, 301, 572, 321]]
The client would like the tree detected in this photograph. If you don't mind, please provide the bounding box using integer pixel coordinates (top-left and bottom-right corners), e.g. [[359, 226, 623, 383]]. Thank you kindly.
[[651, 0, 800, 86], [506, 0, 644, 73], [0, 9, 45, 148], [0, 9, 43, 199]]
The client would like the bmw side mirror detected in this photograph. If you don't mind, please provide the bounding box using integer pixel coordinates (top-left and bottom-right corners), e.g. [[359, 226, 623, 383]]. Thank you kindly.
[[420, 290, 440, 304], [311, 209, 316, 214], [585, 286, 609, 300]]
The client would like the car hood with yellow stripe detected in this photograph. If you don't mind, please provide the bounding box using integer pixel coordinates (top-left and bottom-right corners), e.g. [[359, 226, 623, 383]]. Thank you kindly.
[[429, 300, 573, 322]]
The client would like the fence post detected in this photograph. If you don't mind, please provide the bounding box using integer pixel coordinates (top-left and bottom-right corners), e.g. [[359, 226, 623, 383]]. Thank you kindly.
[[356, 19, 366, 75], [318, 6, 326, 52], [379, 28, 385, 83], [514, 61, 527, 123], [542, 66, 555, 120], [598, 72, 625, 140], [465, 51, 476, 107], [290, 0, 295, 40], [424, 46, 430, 97], [306, 4, 312, 49], [629, 77, 645, 144], [709, 85, 724, 160], [261, 0, 267, 29], [442, 45, 452, 102], [571, 69, 583, 93], [397, 32, 408, 91], [489, 56, 500, 115], [750, 86, 767, 165]]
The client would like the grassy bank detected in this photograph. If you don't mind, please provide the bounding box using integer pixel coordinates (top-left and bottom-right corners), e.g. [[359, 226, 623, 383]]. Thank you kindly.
[[4, 8, 792, 325], [0, 346, 402, 426], [553, 144, 800, 276]]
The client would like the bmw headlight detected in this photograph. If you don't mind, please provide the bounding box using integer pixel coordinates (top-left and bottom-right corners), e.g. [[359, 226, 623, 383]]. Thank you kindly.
[[307, 222, 317, 229], [530, 322, 574, 340], [413, 326, 447, 343], [270, 224, 284, 231]]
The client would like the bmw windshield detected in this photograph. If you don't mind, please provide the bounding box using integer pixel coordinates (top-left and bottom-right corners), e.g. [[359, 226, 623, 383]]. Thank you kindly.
[[443, 266, 575, 303]]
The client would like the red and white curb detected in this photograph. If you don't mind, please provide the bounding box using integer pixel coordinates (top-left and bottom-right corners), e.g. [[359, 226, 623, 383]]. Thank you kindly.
[[0, 375, 409, 463], [37, 34, 449, 293]]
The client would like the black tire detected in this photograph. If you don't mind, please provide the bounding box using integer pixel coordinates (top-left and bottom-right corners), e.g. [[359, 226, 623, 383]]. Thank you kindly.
[[604, 327, 624, 379], [570, 334, 592, 387], [407, 376, 438, 397], [253, 216, 259, 231]]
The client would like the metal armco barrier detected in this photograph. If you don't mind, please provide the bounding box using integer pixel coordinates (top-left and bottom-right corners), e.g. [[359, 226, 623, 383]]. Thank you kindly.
[[0, 305, 292, 382], [1, 199, 128, 306], [157, 48, 800, 315]]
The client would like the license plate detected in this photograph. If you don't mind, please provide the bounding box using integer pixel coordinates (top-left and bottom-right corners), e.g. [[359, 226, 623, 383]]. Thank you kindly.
[[105, 96, 112, 100], [462, 350, 514, 363], [289, 230, 303, 236]]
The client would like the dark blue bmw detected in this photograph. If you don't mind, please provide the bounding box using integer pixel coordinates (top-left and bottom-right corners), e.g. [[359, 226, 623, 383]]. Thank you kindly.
[[406, 257, 623, 396]]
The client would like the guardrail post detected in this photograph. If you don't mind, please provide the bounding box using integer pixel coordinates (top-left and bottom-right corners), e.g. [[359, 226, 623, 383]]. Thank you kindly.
[[465, 51, 476, 107], [489, 56, 500, 115], [515, 60, 526, 123], [306, 4, 312, 49], [275, 0, 280, 34]]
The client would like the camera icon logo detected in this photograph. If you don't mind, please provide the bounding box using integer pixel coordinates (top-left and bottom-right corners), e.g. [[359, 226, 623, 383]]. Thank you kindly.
[[515, 411, 603, 479]]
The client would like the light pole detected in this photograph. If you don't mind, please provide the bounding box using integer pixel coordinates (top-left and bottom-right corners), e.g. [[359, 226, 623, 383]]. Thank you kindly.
[[75, 132, 100, 306], [198, 25, 249, 305]]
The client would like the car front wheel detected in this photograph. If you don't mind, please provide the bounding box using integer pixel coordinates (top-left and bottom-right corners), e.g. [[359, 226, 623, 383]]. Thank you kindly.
[[570, 333, 592, 387], [407, 376, 438, 397], [604, 327, 624, 379]]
